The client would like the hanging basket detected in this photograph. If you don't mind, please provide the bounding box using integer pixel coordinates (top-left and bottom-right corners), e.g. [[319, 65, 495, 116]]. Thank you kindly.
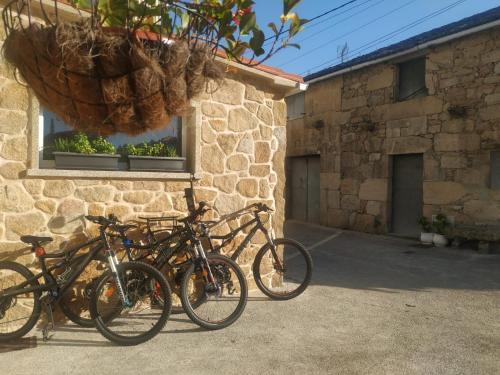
[[1, 0, 224, 135]]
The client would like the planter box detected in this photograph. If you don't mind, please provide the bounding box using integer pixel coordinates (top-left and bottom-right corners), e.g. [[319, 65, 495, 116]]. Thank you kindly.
[[54, 152, 120, 170], [128, 156, 186, 172]]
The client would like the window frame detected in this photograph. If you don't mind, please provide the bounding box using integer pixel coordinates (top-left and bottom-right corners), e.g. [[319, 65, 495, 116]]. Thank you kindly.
[[286, 92, 306, 120], [38, 109, 186, 170], [27, 97, 202, 180], [395, 56, 428, 102]]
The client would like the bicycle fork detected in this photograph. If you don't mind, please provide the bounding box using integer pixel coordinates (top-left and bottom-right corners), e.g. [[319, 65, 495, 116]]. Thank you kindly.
[[103, 231, 132, 308]]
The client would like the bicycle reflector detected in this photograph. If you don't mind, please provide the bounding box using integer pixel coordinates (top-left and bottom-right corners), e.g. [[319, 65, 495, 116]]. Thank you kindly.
[[34, 246, 46, 257]]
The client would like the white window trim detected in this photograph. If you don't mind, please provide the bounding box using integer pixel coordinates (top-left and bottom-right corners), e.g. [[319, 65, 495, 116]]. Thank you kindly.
[[26, 96, 202, 180]]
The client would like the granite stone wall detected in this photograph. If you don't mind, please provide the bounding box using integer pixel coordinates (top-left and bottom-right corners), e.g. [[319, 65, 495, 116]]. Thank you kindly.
[[0, 22, 288, 286], [288, 26, 500, 236]]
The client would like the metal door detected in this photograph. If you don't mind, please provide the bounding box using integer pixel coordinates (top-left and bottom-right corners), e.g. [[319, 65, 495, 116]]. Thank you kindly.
[[307, 157, 320, 223], [289, 156, 320, 223], [391, 154, 423, 237]]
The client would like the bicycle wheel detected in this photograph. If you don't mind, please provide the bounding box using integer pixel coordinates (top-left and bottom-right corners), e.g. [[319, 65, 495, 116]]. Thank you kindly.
[[253, 238, 312, 300], [0, 261, 42, 341], [90, 261, 171, 346], [158, 251, 206, 315], [59, 253, 108, 328], [180, 254, 247, 330]]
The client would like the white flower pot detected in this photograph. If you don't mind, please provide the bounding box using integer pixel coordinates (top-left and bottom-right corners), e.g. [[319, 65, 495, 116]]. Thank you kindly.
[[420, 232, 434, 245], [433, 233, 448, 247]]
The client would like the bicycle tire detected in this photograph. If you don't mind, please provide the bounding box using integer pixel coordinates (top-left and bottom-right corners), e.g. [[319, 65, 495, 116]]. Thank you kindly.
[[59, 253, 108, 328], [180, 254, 247, 330], [252, 238, 312, 300], [89, 261, 171, 346], [0, 261, 42, 341]]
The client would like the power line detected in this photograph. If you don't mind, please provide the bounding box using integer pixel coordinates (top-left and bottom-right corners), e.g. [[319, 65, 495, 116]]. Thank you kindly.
[[302, 0, 469, 75], [294, 0, 387, 45], [263, 0, 361, 42], [280, 0, 417, 68], [296, 0, 376, 33]]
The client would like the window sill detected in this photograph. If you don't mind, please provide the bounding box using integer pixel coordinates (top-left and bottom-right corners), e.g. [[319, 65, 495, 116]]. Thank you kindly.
[[26, 168, 199, 181]]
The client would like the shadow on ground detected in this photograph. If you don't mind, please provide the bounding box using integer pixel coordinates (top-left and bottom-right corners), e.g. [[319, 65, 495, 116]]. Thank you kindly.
[[285, 220, 500, 292]]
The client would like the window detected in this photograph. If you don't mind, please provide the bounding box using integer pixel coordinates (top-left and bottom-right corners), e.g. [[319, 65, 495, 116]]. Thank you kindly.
[[39, 109, 183, 170], [286, 92, 305, 120], [397, 57, 427, 101], [490, 151, 500, 189]]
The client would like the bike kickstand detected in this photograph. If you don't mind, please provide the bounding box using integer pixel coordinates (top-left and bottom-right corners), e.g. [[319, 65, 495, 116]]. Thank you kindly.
[[42, 299, 55, 342]]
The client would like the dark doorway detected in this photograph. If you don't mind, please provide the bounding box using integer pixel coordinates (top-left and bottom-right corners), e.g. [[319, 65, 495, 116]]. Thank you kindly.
[[289, 156, 320, 224], [391, 154, 423, 237]]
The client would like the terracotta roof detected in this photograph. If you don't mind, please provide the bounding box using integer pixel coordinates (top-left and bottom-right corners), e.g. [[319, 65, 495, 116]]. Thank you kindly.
[[246, 63, 303, 83], [212, 48, 303, 83]]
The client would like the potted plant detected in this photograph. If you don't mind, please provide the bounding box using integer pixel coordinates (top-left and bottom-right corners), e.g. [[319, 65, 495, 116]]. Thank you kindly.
[[432, 213, 449, 247], [53, 133, 120, 170], [418, 216, 433, 245], [122, 141, 186, 172]]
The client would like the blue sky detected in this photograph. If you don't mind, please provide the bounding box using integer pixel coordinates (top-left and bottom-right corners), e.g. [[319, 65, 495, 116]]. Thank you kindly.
[[252, 0, 500, 76]]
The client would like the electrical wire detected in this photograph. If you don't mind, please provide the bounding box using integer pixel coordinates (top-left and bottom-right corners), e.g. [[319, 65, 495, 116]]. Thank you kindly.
[[302, 0, 469, 75], [263, 0, 362, 42]]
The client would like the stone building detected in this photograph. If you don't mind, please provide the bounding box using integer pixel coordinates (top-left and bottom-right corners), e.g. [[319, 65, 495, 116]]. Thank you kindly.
[[286, 7, 500, 239], [0, 3, 304, 282]]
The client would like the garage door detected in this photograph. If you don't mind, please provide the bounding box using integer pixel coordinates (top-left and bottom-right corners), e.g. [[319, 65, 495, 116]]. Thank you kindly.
[[289, 156, 320, 224]]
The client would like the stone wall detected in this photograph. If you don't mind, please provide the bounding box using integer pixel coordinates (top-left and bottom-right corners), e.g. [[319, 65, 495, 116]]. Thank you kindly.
[[0, 25, 288, 286], [289, 26, 500, 235]]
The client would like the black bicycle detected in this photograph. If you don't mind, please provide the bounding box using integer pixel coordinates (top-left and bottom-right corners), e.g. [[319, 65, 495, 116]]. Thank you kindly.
[[201, 203, 313, 300], [113, 203, 248, 330], [0, 215, 172, 346]]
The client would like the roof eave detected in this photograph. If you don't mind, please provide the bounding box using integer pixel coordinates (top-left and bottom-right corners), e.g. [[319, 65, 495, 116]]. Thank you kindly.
[[307, 18, 500, 85]]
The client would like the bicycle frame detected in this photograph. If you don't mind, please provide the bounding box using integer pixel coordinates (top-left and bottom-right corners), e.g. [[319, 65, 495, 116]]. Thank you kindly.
[[204, 211, 276, 263], [1, 227, 127, 305], [0, 237, 104, 300]]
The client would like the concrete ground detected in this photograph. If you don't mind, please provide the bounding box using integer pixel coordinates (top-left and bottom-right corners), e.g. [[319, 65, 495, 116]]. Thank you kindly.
[[1, 221, 499, 375]]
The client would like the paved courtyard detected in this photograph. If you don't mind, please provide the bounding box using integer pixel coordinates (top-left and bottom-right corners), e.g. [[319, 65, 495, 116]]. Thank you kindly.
[[1, 221, 499, 374]]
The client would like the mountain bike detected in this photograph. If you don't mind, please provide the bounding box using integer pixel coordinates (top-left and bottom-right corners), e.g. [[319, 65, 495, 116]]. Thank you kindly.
[[200, 203, 313, 300], [114, 203, 248, 330], [0, 215, 172, 346]]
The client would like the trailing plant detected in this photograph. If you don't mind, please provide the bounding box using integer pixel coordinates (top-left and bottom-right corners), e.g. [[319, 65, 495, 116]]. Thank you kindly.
[[3, 0, 306, 136], [417, 217, 432, 233], [433, 214, 449, 235]]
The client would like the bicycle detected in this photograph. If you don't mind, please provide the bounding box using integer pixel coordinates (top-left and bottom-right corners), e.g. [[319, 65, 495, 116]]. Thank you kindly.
[[113, 202, 248, 330], [200, 203, 313, 300], [0, 215, 172, 346]]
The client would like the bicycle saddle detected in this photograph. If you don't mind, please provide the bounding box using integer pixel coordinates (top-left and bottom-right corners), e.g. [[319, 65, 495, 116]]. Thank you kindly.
[[20, 235, 53, 246]]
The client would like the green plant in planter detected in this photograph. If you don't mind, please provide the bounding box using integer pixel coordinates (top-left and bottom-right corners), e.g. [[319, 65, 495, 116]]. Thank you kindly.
[[433, 213, 449, 235], [72, 133, 95, 154], [53, 137, 74, 153], [120, 141, 179, 157], [418, 217, 432, 232], [91, 136, 116, 154], [53, 133, 116, 154]]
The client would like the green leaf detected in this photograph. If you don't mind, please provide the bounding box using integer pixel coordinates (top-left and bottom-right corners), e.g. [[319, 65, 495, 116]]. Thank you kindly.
[[268, 22, 278, 35], [181, 12, 190, 29], [249, 29, 265, 56], [286, 43, 301, 49], [283, 0, 302, 15], [239, 12, 256, 35]]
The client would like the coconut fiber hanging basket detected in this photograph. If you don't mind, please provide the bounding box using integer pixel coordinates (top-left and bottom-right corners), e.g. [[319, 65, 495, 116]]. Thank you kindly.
[[1, 0, 223, 135]]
